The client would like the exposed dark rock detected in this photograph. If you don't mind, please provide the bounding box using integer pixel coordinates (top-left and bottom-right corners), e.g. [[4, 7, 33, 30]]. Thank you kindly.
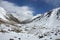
[[44, 34, 47, 36], [18, 38, 21, 40], [10, 38, 14, 40], [38, 36, 43, 39], [50, 37, 52, 39], [0, 29, 6, 33], [51, 32, 54, 33], [58, 30, 60, 32], [46, 10, 52, 17], [55, 33, 57, 36], [14, 29, 22, 33], [56, 39, 60, 40]]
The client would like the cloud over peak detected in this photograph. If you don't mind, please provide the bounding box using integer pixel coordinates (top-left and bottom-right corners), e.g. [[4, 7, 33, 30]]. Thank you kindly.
[[0, 0, 33, 21]]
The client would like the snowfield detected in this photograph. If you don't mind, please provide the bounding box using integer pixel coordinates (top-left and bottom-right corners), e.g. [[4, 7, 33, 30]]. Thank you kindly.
[[0, 7, 60, 40], [0, 32, 39, 40]]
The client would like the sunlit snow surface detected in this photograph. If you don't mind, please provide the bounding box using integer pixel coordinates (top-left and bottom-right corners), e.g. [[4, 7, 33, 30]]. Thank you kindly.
[[0, 32, 39, 40], [0, 7, 60, 40]]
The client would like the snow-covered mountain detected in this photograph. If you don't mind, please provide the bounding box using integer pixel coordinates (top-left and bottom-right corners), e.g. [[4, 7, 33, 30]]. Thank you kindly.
[[0, 7, 60, 40]]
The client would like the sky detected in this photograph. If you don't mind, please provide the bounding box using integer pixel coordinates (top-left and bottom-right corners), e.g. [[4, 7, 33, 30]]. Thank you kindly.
[[0, 0, 60, 16]]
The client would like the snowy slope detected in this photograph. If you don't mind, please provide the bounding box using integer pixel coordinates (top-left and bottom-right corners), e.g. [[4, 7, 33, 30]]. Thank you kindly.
[[0, 7, 40, 40], [0, 32, 39, 40], [24, 7, 60, 40], [0, 7, 60, 40]]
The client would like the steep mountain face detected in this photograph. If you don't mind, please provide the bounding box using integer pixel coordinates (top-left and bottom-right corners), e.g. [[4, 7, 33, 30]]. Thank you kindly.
[[0, 7, 60, 40], [25, 7, 60, 40], [43, 8, 60, 27]]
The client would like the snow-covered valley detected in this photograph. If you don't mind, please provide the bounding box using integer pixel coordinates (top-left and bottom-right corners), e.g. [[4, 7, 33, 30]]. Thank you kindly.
[[0, 7, 60, 40]]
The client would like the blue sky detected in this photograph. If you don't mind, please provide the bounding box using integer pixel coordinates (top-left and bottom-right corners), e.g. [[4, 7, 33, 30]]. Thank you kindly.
[[4, 0, 60, 15]]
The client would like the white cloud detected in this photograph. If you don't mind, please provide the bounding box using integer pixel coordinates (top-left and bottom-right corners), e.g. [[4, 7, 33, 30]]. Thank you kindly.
[[0, 1, 33, 21], [44, 0, 60, 7]]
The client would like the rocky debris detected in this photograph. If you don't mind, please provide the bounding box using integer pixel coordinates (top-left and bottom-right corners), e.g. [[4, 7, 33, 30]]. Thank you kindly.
[[9, 38, 14, 40], [18, 38, 21, 40], [0, 29, 7, 33], [38, 36, 43, 39], [56, 39, 60, 40]]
